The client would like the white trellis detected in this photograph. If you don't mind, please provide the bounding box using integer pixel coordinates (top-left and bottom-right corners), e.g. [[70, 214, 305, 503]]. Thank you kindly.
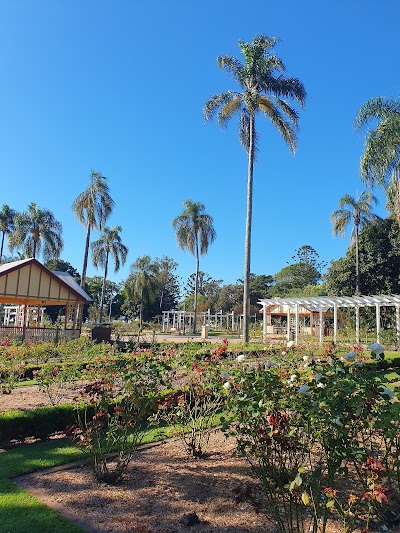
[[259, 295, 400, 345]]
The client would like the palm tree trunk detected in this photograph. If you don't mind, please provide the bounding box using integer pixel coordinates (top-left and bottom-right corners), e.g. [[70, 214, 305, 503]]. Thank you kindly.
[[243, 114, 255, 343], [140, 288, 143, 331], [0, 231, 5, 260], [355, 224, 360, 295], [99, 252, 109, 323], [81, 224, 91, 288], [193, 234, 199, 334], [395, 167, 400, 227]]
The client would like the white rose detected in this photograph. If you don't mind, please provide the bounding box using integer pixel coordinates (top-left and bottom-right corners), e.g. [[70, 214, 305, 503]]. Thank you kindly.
[[287, 340, 295, 348], [303, 356, 309, 362], [223, 381, 231, 390], [381, 387, 394, 399], [290, 374, 297, 382], [368, 342, 384, 355], [317, 382, 326, 388], [344, 351, 357, 362], [281, 351, 287, 356], [236, 354, 246, 363], [298, 385, 310, 395]]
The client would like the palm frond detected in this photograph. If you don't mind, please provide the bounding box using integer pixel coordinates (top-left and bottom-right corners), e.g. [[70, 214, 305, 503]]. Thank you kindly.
[[259, 103, 297, 153]]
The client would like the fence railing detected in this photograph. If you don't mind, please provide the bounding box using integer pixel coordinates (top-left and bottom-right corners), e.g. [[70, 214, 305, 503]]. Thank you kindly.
[[0, 326, 80, 343]]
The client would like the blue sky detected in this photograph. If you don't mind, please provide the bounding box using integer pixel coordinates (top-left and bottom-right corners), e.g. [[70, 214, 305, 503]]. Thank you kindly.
[[0, 0, 398, 293]]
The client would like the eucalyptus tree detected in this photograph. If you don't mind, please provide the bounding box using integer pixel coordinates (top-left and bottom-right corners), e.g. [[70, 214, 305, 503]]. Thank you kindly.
[[355, 97, 400, 224], [204, 34, 306, 342], [0, 204, 16, 260], [91, 226, 128, 323], [73, 171, 114, 288], [8, 203, 63, 261], [126, 255, 158, 330], [173, 200, 216, 333], [330, 191, 379, 295]]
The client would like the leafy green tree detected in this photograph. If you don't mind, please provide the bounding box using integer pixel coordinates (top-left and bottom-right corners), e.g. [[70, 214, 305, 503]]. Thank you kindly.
[[91, 226, 128, 323], [272, 263, 321, 296], [326, 216, 400, 296], [215, 283, 243, 314], [355, 97, 400, 223], [330, 192, 379, 294], [73, 171, 114, 288], [44, 259, 81, 283], [173, 200, 216, 333], [152, 256, 180, 312], [0, 204, 16, 261], [9, 202, 63, 261], [125, 255, 157, 329], [204, 35, 306, 342], [291, 245, 327, 276]]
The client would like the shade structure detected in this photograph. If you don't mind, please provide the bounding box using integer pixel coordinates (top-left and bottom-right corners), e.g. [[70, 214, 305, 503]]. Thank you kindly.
[[259, 295, 400, 345], [0, 258, 92, 306], [0, 258, 92, 342]]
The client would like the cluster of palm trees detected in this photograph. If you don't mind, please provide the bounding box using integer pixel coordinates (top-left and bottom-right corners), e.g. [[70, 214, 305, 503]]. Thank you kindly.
[[1, 35, 398, 340]]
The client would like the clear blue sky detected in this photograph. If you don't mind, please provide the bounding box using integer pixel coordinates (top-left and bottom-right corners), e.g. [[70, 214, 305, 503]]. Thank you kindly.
[[0, 0, 398, 292]]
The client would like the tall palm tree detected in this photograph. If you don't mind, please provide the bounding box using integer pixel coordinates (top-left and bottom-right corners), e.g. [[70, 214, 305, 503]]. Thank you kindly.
[[91, 226, 128, 323], [126, 255, 157, 331], [172, 200, 216, 333], [330, 191, 379, 294], [73, 171, 114, 288], [204, 34, 306, 342], [8, 203, 63, 261], [355, 97, 400, 224], [0, 204, 17, 260]]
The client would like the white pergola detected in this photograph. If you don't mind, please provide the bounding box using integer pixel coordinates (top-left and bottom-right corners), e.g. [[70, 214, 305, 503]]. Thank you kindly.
[[259, 295, 400, 345]]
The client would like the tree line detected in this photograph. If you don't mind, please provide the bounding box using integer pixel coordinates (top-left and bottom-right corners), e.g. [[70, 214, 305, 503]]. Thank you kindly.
[[1, 36, 400, 338]]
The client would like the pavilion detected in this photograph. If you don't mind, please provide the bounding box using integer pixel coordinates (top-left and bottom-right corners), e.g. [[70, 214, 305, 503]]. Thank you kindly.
[[0, 258, 92, 342], [259, 295, 400, 345]]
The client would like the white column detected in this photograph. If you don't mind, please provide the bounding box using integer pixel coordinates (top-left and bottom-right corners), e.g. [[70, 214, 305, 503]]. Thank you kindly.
[[333, 304, 338, 345], [295, 304, 299, 345], [355, 306, 360, 344], [162, 312, 166, 333], [232, 312, 235, 331], [287, 308, 291, 341], [262, 304, 267, 343], [396, 307, 400, 346], [376, 304, 380, 343], [319, 309, 323, 344]]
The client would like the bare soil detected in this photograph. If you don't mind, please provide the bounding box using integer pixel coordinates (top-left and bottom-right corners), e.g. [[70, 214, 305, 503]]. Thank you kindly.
[[16, 432, 275, 533], [0, 382, 85, 412]]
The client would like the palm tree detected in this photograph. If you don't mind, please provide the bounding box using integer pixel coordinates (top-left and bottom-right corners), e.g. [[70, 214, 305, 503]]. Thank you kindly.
[[172, 200, 216, 333], [73, 171, 114, 288], [204, 34, 306, 342], [8, 203, 63, 261], [126, 255, 157, 331], [330, 191, 379, 294], [91, 226, 128, 323], [355, 97, 400, 224], [0, 204, 17, 260]]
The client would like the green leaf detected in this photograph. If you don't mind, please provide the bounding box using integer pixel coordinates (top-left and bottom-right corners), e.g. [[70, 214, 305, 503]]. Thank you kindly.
[[326, 500, 335, 508], [301, 492, 310, 506]]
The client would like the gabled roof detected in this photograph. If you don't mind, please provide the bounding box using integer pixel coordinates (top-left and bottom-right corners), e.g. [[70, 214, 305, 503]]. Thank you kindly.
[[0, 258, 92, 305]]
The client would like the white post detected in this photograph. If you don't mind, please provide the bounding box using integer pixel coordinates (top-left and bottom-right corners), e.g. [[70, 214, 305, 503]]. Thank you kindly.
[[396, 307, 400, 346], [355, 306, 360, 344], [333, 304, 338, 345], [262, 304, 267, 343], [295, 304, 299, 345], [376, 304, 380, 343], [319, 309, 323, 344], [287, 308, 291, 341], [232, 312, 235, 331]]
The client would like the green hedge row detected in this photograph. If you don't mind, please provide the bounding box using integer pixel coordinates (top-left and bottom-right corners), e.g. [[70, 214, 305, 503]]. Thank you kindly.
[[0, 403, 91, 445]]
